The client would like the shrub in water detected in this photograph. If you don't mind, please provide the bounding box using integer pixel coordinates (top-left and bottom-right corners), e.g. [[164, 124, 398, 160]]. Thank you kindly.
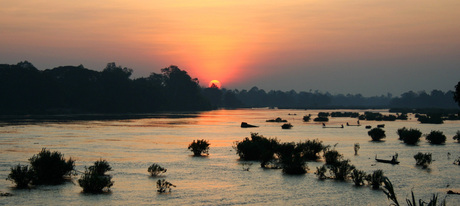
[[148, 163, 167, 176], [425, 130, 446, 144], [29, 148, 75, 185], [413, 152, 432, 168], [315, 165, 328, 180], [300, 139, 326, 160], [188, 139, 210, 156], [351, 169, 367, 186], [78, 160, 113, 193], [329, 160, 355, 181], [324, 150, 342, 165], [366, 170, 384, 189], [234, 133, 280, 167], [7, 164, 34, 189], [453, 130, 460, 143], [157, 179, 176, 193], [397, 127, 422, 145], [368, 128, 386, 141], [277, 142, 309, 174]]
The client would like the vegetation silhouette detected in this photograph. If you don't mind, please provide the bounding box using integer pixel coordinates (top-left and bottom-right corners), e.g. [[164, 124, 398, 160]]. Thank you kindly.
[[382, 177, 446, 206], [0, 62, 211, 115], [157, 179, 175, 193], [78, 160, 114, 193], [1, 62, 458, 116], [6, 164, 33, 189], [397, 127, 422, 145], [29, 148, 75, 185], [148, 163, 167, 176], [188, 139, 210, 156], [425, 130, 446, 144], [413, 152, 432, 169], [453, 130, 460, 143], [366, 170, 384, 189], [368, 128, 386, 141]]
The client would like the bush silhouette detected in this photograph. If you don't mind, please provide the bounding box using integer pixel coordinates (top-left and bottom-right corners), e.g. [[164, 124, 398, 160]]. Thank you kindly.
[[425, 130, 446, 144], [29, 148, 75, 185], [148, 163, 167, 176], [301, 139, 326, 160], [324, 150, 342, 165], [351, 169, 367, 186], [414, 152, 432, 168], [188, 139, 210, 156], [329, 160, 355, 181], [78, 160, 113, 193], [397, 127, 422, 145], [157, 179, 175, 193], [453, 130, 460, 143], [368, 128, 386, 141], [366, 170, 384, 189], [277, 142, 309, 174], [7, 164, 34, 188], [234, 133, 280, 167]]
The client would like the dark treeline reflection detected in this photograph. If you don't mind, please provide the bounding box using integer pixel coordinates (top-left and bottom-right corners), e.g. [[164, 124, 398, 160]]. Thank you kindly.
[[0, 61, 458, 115], [0, 61, 211, 114]]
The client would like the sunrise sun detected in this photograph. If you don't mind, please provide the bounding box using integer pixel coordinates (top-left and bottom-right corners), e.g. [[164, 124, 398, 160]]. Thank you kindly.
[[208, 80, 222, 89]]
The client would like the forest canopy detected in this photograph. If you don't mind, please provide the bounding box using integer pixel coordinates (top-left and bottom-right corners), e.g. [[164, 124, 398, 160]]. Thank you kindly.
[[0, 61, 458, 115]]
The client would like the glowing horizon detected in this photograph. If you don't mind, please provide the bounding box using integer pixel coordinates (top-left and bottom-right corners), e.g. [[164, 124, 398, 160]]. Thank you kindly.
[[1, 0, 460, 95]]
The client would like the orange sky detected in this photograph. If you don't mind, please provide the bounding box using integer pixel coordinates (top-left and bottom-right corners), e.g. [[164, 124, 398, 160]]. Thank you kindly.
[[1, 0, 460, 95]]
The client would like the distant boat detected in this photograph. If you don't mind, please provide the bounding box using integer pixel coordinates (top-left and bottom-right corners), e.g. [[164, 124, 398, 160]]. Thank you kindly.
[[281, 123, 293, 129], [241, 122, 258, 128], [322, 123, 344, 128], [375, 154, 399, 164], [346, 121, 361, 126], [377, 124, 385, 128]]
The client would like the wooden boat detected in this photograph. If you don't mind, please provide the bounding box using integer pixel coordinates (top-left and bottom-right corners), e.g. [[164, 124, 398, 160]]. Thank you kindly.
[[322, 123, 344, 128], [346, 121, 361, 126], [241, 122, 258, 128], [375, 154, 399, 164]]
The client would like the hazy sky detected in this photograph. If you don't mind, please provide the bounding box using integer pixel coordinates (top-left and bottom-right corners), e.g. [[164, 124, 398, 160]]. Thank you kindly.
[[1, 0, 459, 96]]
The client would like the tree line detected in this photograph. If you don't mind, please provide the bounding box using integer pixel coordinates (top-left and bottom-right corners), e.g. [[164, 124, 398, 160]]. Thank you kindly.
[[0, 61, 211, 114], [0, 61, 458, 115]]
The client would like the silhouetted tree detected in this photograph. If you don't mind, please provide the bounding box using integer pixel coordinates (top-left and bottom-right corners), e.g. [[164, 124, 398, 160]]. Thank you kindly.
[[455, 81, 460, 107]]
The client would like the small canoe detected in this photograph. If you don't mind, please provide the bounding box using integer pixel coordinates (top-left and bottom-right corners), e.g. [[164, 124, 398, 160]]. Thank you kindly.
[[375, 155, 399, 164]]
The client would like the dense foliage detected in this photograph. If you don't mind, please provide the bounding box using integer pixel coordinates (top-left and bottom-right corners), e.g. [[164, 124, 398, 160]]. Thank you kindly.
[[425, 130, 446, 144], [188, 139, 210, 156], [233, 133, 280, 167], [396, 127, 422, 145], [351, 169, 367, 186], [0, 62, 211, 114], [29, 148, 75, 185], [78, 160, 113, 193], [7, 164, 34, 188], [368, 128, 386, 141]]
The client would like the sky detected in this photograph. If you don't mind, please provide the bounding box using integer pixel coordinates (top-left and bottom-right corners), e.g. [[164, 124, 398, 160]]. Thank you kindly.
[[1, 0, 459, 96]]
